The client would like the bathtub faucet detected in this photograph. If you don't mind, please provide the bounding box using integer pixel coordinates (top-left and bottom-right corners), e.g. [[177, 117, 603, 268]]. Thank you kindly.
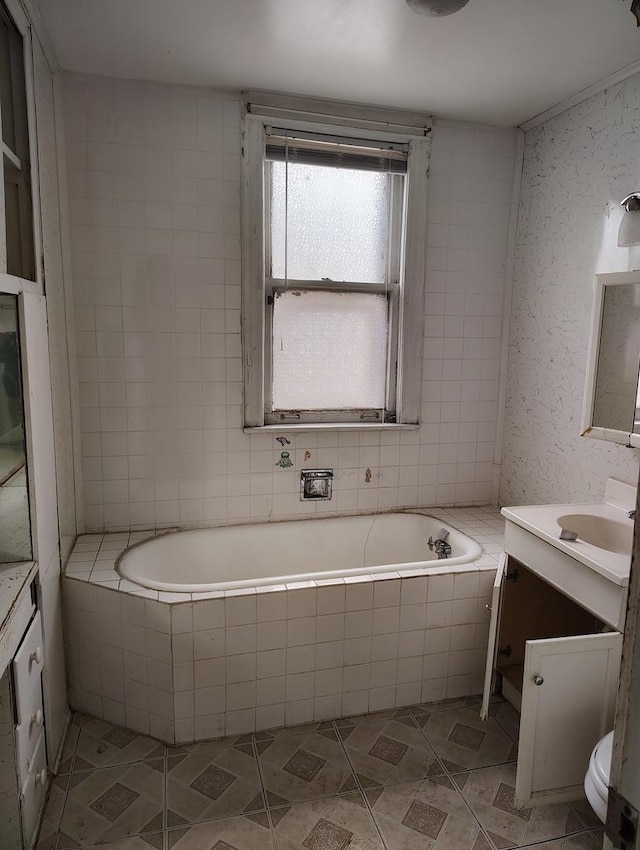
[[427, 535, 452, 559]]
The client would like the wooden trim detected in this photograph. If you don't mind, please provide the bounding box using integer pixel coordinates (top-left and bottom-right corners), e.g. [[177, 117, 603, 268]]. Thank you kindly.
[[241, 116, 267, 427], [492, 129, 525, 501], [397, 137, 429, 425], [0, 272, 39, 294], [10, 0, 59, 72], [520, 58, 640, 132], [2, 143, 22, 170], [52, 73, 84, 532]]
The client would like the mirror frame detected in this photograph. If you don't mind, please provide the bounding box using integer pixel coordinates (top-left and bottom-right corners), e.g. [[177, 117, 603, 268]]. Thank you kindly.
[[581, 269, 640, 448]]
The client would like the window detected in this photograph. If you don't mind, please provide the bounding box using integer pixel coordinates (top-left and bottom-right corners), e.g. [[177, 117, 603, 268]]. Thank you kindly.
[[242, 98, 431, 429]]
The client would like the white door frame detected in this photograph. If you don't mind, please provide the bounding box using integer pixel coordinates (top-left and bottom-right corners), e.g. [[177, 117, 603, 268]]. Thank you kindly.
[[606, 468, 640, 849]]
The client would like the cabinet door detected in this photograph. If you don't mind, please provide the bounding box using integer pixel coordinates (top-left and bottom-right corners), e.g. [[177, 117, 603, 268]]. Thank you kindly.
[[515, 631, 622, 808], [480, 553, 506, 721]]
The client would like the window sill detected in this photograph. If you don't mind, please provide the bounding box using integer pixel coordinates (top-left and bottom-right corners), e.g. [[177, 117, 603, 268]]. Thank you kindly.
[[244, 423, 420, 434]]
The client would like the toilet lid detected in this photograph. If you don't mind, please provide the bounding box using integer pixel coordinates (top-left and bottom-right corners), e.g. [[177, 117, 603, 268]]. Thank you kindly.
[[593, 731, 614, 788]]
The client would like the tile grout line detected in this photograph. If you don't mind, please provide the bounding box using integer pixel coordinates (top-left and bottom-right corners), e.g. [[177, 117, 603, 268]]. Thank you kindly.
[[404, 706, 501, 850], [53, 712, 85, 850], [329, 716, 392, 850], [446, 768, 503, 850], [513, 828, 603, 849], [162, 739, 169, 850], [251, 731, 281, 849]]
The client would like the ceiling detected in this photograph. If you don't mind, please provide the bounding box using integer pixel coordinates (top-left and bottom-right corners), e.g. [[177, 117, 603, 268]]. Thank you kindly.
[[37, 0, 640, 127]]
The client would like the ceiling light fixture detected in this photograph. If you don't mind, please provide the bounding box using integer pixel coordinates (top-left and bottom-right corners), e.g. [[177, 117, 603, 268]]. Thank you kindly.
[[405, 0, 471, 16]]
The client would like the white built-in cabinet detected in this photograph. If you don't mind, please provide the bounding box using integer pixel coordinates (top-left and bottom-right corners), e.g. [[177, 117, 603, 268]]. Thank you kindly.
[[482, 552, 622, 809], [0, 577, 47, 850]]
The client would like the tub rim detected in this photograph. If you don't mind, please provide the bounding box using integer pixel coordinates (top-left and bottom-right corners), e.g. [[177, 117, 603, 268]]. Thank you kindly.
[[115, 510, 485, 594]]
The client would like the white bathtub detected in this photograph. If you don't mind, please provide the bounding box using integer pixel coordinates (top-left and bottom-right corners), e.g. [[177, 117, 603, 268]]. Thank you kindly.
[[116, 512, 483, 593]]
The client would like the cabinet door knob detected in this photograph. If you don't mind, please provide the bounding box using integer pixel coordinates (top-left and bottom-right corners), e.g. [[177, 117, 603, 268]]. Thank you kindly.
[[485, 603, 492, 612], [533, 675, 544, 686], [29, 646, 43, 666]]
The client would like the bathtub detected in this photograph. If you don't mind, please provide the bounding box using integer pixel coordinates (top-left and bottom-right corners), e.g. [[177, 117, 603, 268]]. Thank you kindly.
[[116, 512, 483, 593], [65, 508, 503, 742]]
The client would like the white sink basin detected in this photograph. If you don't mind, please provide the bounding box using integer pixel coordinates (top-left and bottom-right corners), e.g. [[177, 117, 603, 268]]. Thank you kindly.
[[501, 478, 635, 587], [557, 513, 633, 556]]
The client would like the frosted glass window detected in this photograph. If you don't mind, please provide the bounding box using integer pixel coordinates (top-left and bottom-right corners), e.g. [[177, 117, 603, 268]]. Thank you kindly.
[[270, 162, 389, 283], [272, 290, 388, 410]]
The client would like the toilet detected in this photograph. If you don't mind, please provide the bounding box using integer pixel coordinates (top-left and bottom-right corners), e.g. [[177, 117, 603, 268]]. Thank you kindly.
[[584, 730, 614, 823]]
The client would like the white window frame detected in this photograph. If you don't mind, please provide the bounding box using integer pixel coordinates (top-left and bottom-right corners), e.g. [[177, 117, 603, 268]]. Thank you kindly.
[[0, 0, 48, 566], [241, 96, 430, 431], [0, 0, 42, 287]]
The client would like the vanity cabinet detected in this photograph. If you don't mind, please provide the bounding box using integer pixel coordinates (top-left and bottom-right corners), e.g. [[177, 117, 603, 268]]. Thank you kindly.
[[0, 577, 48, 850], [482, 553, 622, 809]]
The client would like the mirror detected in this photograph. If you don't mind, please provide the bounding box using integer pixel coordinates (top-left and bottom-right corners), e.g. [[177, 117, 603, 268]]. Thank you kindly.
[[0, 294, 32, 562], [582, 271, 640, 447]]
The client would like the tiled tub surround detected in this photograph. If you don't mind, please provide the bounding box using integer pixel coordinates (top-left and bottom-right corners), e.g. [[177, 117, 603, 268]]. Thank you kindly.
[[63, 507, 503, 745], [37, 702, 604, 850]]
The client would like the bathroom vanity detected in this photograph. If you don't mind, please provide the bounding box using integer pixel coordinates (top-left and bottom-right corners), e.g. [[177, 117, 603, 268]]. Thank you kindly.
[[483, 479, 632, 809], [0, 564, 47, 850]]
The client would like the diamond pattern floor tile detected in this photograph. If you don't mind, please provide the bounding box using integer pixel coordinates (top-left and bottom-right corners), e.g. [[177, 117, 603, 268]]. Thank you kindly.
[[452, 762, 590, 848], [166, 740, 263, 825], [73, 716, 165, 771], [271, 792, 384, 850], [37, 698, 604, 850], [367, 776, 484, 850], [58, 761, 164, 846], [258, 727, 357, 806], [337, 713, 445, 788], [419, 707, 517, 771]]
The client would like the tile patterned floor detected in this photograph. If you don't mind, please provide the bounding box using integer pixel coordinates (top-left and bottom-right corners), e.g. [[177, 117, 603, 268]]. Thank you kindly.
[[36, 698, 604, 850]]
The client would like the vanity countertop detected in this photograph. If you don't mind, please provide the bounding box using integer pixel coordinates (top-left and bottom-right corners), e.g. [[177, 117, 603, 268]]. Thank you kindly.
[[501, 477, 635, 589], [0, 561, 37, 675], [502, 501, 631, 586]]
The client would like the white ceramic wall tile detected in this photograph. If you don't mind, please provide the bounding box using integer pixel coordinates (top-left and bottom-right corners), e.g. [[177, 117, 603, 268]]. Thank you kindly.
[[64, 75, 516, 529]]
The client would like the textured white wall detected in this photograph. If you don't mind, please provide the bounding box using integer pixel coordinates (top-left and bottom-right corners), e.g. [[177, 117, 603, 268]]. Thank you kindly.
[[500, 74, 640, 506], [62, 73, 518, 531]]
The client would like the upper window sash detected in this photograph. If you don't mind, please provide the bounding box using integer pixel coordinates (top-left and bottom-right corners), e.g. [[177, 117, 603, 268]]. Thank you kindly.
[[264, 164, 406, 289]]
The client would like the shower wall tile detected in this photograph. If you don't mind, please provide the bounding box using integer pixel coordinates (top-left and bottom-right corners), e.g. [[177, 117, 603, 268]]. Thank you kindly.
[[63, 73, 517, 530]]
